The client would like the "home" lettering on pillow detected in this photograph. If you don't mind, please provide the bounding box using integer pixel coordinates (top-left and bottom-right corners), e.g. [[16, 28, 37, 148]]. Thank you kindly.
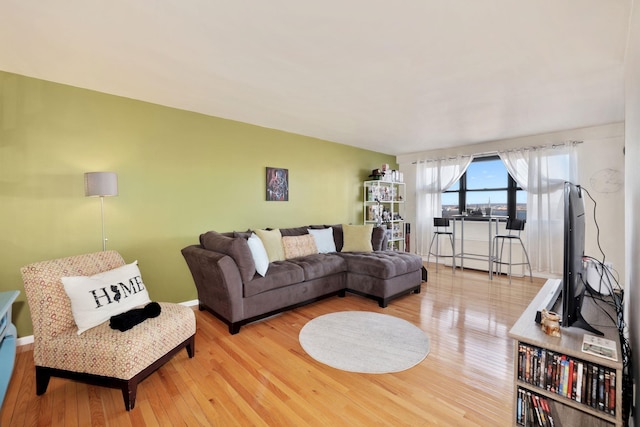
[[90, 275, 145, 308]]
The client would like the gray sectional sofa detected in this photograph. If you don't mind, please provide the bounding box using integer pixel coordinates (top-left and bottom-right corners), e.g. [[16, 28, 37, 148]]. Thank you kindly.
[[181, 224, 425, 334]]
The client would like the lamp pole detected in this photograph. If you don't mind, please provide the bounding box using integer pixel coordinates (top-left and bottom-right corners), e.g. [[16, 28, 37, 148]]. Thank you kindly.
[[100, 195, 107, 251]]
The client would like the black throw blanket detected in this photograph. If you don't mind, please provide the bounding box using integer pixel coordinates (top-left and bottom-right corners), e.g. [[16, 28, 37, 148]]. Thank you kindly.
[[109, 302, 161, 332]]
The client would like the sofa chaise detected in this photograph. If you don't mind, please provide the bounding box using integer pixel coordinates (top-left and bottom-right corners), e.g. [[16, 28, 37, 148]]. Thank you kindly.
[[181, 224, 425, 334]]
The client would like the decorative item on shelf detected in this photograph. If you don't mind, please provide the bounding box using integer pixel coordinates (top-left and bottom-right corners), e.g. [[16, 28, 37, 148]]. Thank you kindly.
[[540, 309, 561, 337], [368, 169, 383, 180], [375, 200, 383, 227], [381, 208, 390, 223], [368, 167, 403, 183], [85, 171, 118, 251]]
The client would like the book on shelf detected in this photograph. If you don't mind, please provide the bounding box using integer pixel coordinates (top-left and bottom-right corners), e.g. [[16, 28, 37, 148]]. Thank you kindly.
[[516, 387, 562, 427], [575, 361, 583, 403], [517, 342, 616, 416]]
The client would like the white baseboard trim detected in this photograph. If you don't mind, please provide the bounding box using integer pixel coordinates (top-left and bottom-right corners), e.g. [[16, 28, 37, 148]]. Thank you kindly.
[[180, 299, 199, 307], [17, 335, 34, 347], [17, 299, 200, 348]]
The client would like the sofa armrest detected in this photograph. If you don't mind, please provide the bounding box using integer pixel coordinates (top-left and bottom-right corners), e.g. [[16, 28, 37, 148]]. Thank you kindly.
[[181, 245, 245, 323]]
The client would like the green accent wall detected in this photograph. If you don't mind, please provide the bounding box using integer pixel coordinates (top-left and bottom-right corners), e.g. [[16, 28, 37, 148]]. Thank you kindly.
[[0, 71, 396, 337]]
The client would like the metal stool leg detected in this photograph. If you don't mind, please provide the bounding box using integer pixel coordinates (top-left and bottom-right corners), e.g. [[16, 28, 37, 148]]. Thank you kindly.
[[428, 231, 455, 272], [493, 218, 532, 282], [499, 237, 506, 277], [508, 238, 513, 283], [491, 236, 500, 277], [448, 234, 455, 270], [428, 233, 438, 271], [518, 237, 533, 282], [493, 236, 533, 282]]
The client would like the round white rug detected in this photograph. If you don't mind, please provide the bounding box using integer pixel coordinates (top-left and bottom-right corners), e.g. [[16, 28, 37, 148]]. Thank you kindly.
[[299, 311, 430, 374]]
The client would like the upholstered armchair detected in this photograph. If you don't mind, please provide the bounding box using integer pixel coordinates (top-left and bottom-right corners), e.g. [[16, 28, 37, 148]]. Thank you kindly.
[[21, 250, 196, 410]]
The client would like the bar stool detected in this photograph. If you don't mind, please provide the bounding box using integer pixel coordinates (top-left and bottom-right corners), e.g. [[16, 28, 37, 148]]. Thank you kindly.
[[491, 218, 532, 282], [427, 217, 455, 271]]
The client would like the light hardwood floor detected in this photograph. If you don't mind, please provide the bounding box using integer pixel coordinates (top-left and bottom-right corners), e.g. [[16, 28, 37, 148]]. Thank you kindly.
[[1, 263, 544, 426]]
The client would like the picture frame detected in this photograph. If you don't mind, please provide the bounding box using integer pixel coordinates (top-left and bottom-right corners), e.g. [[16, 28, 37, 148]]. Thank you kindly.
[[266, 167, 289, 201]]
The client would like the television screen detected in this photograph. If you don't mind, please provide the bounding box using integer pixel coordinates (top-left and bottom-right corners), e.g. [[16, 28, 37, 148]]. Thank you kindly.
[[562, 182, 602, 335]]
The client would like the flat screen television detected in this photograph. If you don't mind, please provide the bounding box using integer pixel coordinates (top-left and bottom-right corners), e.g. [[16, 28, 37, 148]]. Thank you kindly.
[[562, 181, 603, 335]]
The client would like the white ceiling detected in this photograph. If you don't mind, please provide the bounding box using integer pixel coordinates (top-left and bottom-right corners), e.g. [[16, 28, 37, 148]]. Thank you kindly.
[[0, 1, 631, 156]]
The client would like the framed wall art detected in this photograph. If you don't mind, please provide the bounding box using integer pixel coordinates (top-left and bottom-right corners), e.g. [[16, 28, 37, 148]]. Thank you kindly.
[[266, 167, 289, 201]]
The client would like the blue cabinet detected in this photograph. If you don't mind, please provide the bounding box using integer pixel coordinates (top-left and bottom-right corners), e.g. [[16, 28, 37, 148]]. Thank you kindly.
[[0, 290, 19, 410]]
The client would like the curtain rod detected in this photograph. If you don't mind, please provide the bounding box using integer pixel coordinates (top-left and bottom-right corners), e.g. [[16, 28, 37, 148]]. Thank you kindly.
[[411, 140, 583, 164], [499, 140, 583, 153], [413, 154, 473, 164]]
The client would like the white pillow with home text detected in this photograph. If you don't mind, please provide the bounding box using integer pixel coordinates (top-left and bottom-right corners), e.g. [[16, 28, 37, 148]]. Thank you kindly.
[[61, 261, 151, 334]]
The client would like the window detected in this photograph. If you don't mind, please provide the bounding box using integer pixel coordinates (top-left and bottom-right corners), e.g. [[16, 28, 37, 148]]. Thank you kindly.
[[441, 156, 526, 219]]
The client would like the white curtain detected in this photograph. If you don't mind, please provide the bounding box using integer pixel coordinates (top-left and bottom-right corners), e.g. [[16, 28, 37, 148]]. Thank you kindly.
[[415, 156, 473, 256], [499, 143, 578, 274]]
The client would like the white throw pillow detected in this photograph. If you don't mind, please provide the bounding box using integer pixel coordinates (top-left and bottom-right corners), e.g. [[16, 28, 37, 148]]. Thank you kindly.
[[247, 233, 270, 276], [308, 227, 337, 253], [61, 261, 151, 334]]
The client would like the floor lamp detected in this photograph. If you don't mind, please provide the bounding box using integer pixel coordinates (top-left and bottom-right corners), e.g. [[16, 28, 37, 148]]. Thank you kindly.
[[84, 172, 118, 251]]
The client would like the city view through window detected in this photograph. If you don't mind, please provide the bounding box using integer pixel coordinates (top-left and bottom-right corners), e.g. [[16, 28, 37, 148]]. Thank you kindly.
[[441, 158, 527, 219]]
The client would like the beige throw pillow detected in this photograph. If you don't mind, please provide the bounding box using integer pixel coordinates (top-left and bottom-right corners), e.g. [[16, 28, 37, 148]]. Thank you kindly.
[[341, 224, 374, 252], [254, 228, 285, 262], [282, 234, 319, 259]]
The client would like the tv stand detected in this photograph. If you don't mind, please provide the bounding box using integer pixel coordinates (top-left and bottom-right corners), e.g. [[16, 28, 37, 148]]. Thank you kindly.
[[510, 279, 622, 426], [572, 310, 604, 336]]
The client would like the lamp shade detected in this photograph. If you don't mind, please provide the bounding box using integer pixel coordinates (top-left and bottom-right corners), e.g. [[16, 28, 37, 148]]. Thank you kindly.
[[84, 172, 118, 197]]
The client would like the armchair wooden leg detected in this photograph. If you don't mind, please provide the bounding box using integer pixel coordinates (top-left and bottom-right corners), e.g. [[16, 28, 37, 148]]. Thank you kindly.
[[122, 382, 137, 411], [186, 335, 195, 358], [35, 366, 51, 395]]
